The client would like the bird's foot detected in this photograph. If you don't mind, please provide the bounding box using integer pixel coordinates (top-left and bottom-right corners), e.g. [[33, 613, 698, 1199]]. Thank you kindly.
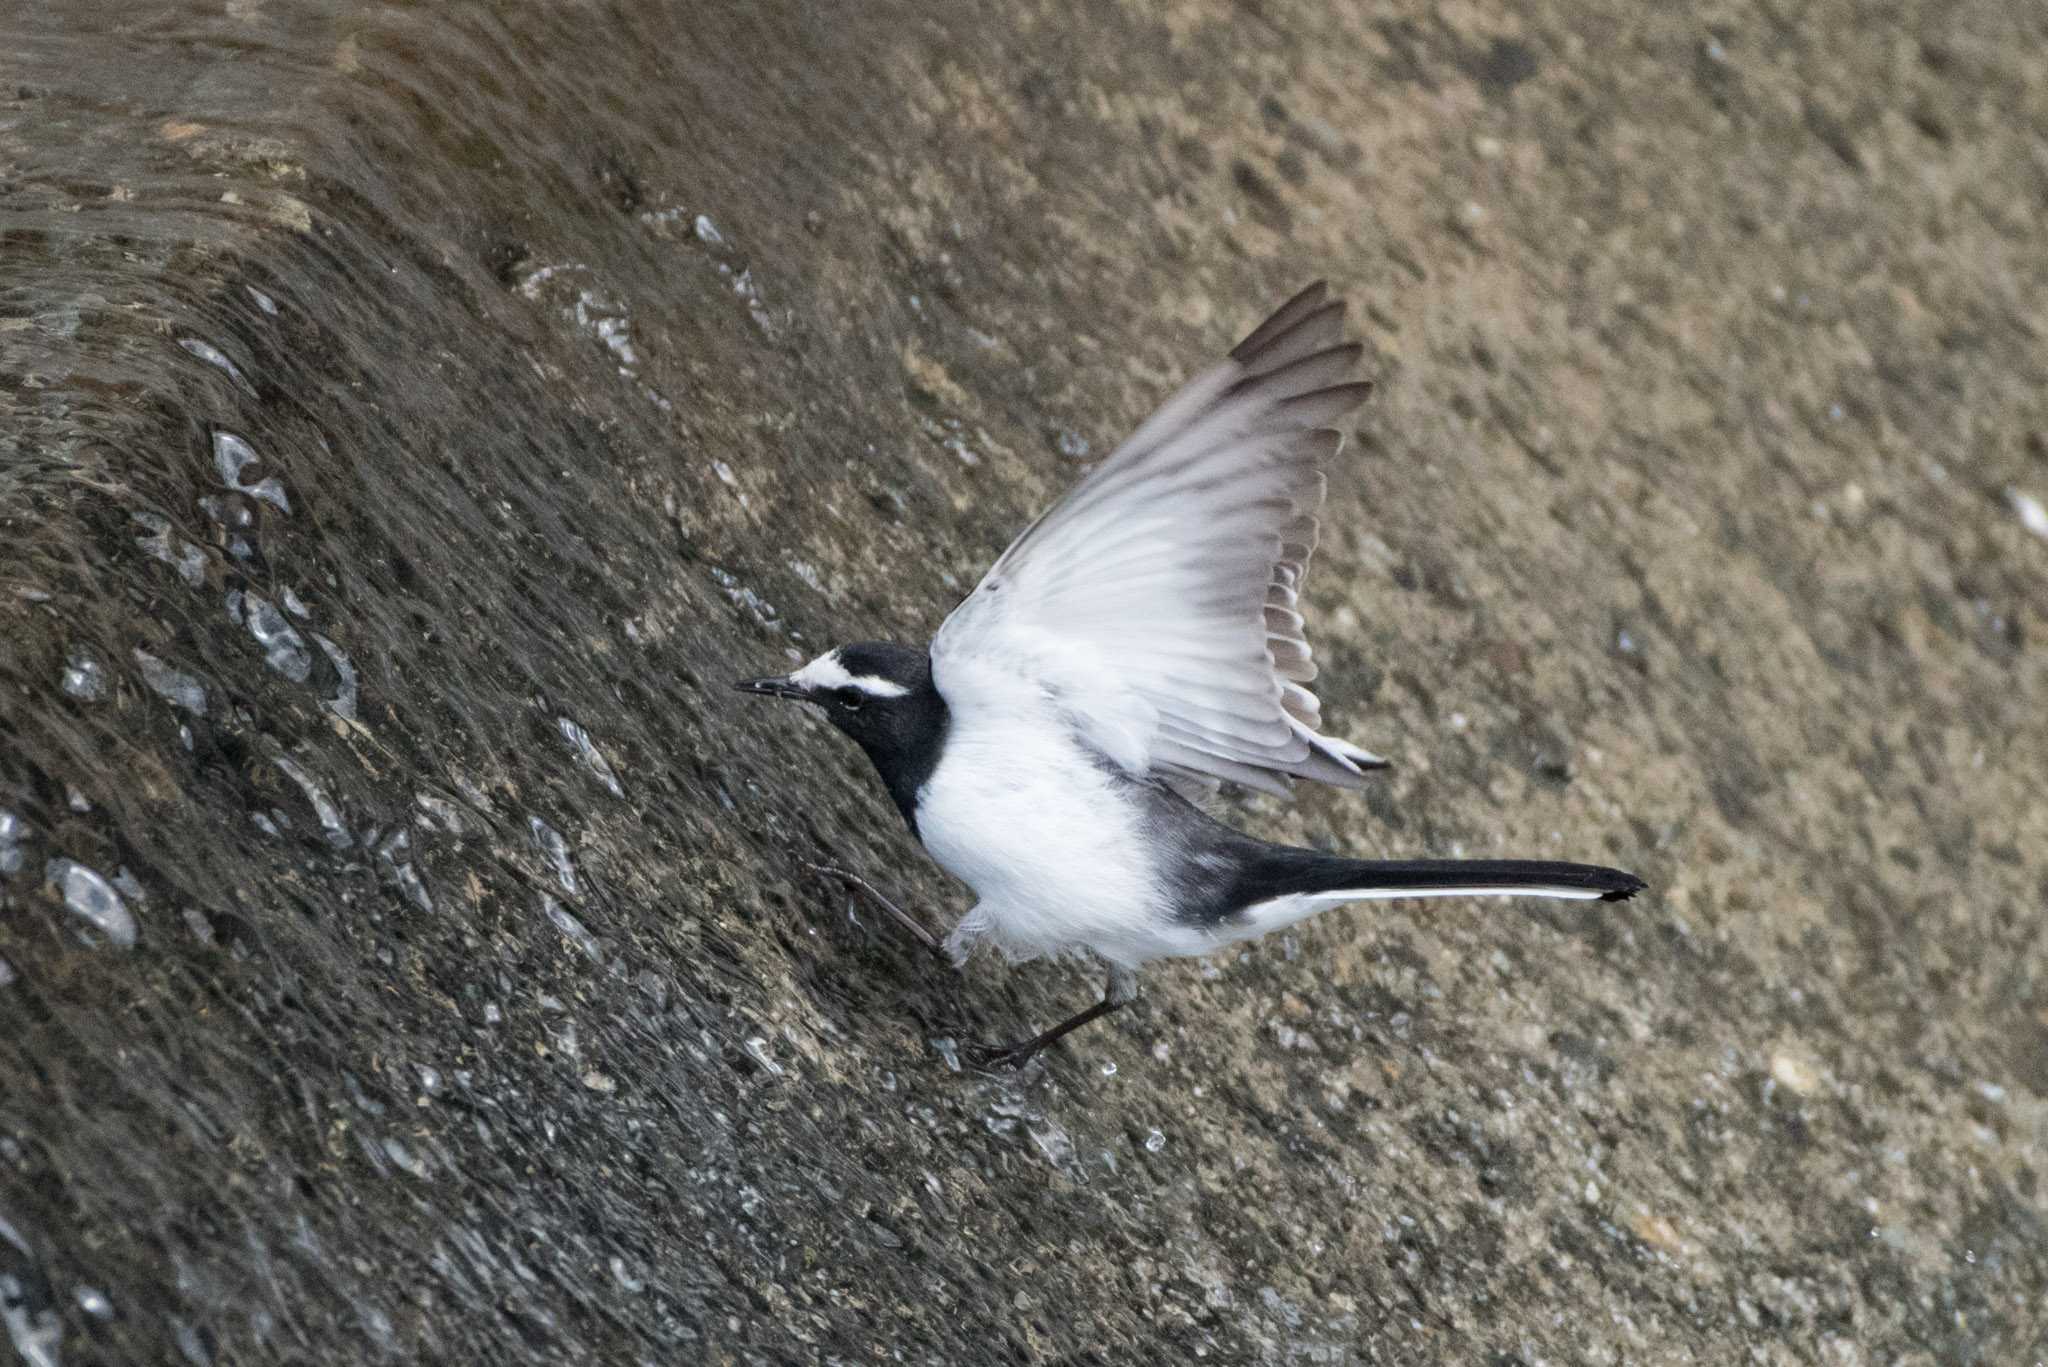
[[963, 1039, 1043, 1071], [804, 862, 948, 960]]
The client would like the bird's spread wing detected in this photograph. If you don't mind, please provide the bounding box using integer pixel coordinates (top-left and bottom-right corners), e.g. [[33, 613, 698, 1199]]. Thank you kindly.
[[930, 282, 1384, 797]]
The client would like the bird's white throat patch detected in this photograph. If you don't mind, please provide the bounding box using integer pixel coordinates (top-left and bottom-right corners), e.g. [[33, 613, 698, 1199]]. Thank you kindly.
[[790, 649, 910, 698]]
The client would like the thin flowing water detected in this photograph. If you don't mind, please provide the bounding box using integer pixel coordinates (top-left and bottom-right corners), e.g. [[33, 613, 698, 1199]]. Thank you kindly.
[[6, 0, 2048, 1363]]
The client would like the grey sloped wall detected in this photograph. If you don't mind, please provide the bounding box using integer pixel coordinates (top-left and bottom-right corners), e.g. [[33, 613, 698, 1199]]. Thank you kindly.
[[2, 1, 2045, 1362]]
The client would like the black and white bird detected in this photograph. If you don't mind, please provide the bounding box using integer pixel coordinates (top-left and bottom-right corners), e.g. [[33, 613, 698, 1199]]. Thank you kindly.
[[739, 283, 1644, 1067]]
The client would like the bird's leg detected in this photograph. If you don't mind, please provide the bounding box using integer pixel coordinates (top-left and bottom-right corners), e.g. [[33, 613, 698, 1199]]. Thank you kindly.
[[969, 966, 1140, 1070], [803, 862, 948, 960]]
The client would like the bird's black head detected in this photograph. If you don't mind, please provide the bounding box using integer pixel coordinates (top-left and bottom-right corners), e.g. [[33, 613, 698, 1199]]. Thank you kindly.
[[734, 642, 948, 830]]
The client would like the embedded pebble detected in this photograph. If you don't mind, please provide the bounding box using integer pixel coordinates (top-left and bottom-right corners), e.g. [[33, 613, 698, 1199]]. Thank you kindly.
[[377, 830, 433, 914], [710, 566, 780, 627], [528, 817, 578, 895], [0, 812, 25, 874], [61, 652, 106, 701], [133, 511, 208, 586], [275, 757, 351, 848], [312, 634, 358, 720], [197, 494, 251, 530], [414, 792, 465, 836], [180, 337, 254, 392], [47, 858, 137, 947], [133, 649, 208, 714], [245, 595, 313, 682], [382, 1137, 429, 1179], [211, 430, 291, 513], [542, 896, 603, 963], [556, 717, 624, 798]]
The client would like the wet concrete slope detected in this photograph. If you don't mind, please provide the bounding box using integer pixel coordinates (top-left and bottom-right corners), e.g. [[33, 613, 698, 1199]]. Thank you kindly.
[[3, 0, 2046, 1361]]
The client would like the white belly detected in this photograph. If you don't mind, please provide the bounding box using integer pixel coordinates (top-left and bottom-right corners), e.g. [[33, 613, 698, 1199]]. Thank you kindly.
[[915, 713, 1174, 969]]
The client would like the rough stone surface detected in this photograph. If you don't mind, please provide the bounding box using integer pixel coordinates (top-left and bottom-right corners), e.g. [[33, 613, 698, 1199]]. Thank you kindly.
[[2, 1, 2045, 1362]]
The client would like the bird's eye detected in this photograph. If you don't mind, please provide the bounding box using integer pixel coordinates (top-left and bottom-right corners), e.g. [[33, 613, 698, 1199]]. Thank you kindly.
[[836, 688, 864, 712]]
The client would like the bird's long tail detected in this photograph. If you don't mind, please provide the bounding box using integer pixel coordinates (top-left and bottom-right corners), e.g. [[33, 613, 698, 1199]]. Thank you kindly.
[[1224, 849, 1644, 938]]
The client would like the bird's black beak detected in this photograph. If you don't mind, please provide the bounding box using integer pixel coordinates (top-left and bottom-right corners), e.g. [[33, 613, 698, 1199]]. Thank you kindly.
[[733, 675, 808, 701]]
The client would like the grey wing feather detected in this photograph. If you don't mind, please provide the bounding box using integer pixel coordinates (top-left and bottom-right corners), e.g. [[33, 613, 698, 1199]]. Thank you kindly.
[[932, 282, 1387, 794]]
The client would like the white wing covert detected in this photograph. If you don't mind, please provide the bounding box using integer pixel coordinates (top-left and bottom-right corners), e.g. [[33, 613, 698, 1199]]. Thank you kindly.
[[930, 283, 1385, 797]]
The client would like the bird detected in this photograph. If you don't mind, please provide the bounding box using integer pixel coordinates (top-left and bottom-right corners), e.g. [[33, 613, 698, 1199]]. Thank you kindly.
[[737, 282, 1644, 1068]]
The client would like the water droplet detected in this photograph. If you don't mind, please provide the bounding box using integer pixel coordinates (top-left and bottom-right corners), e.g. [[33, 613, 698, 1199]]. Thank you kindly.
[[210, 431, 290, 513], [46, 858, 137, 947], [1054, 429, 1091, 459], [541, 895, 602, 963], [275, 757, 351, 848], [2008, 488, 2048, 541], [133, 649, 207, 714], [1100, 1061, 1118, 1077], [73, 1286, 114, 1320], [65, 786, 90, 813], [1144, 1128, 1167, 1153], [281, 587, 310, 617], [608, 1256, 645, 1293], [742, 1037, 785, 1076], [556, 717, 624, 798], [246, 286, 278, 315], [528, 817, 578, 895], [60, 652, 105, 701], [0, 957, 16, 988], [930, 1038, 962, 1072], [692, 214, 724, 245], [243, 595, 312, 682]]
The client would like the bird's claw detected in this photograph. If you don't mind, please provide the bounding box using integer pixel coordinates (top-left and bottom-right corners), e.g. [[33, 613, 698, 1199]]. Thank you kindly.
[[963, 1040, 1041, 1071]]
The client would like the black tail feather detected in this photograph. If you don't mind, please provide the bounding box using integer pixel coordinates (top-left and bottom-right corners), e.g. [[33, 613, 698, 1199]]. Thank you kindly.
[[1236, 850, 1647, 904]]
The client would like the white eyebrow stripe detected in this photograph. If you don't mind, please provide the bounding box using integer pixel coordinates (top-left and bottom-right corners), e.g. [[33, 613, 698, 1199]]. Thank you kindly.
[[790, 651, 910, 698]]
